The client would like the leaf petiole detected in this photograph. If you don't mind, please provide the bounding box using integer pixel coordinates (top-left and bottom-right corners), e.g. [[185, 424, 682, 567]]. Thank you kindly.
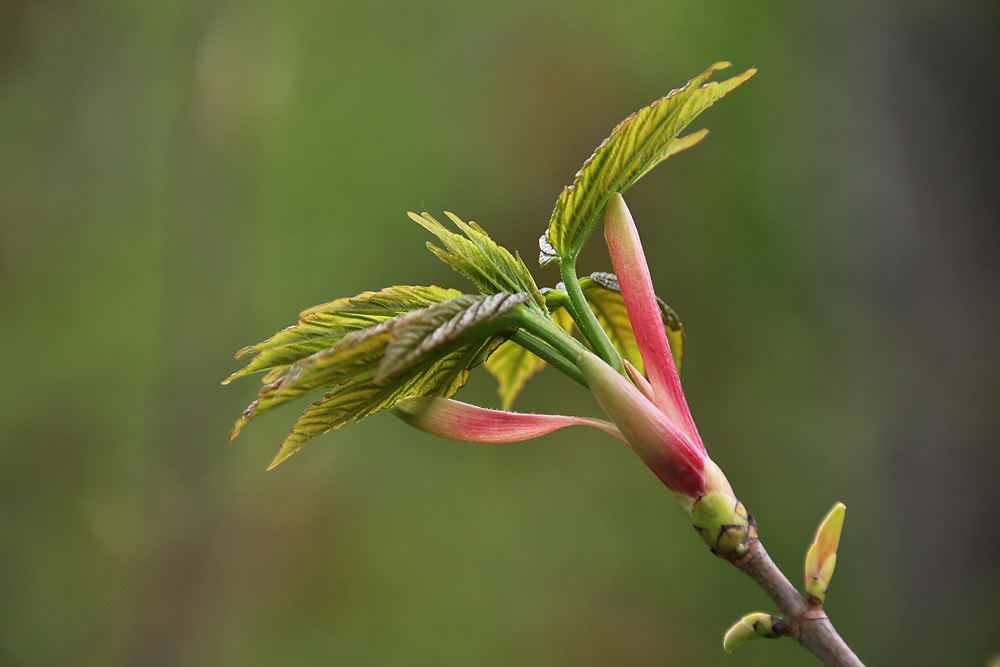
[[507, 330, 587, 388], [558, 257, 625, 374]]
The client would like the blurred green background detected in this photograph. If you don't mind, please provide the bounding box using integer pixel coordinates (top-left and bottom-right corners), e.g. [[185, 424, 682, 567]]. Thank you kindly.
[[2, 0, 998, 665]]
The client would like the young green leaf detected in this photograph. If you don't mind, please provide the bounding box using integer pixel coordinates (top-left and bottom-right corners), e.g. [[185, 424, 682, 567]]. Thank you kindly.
[[267, 337, 504, 469], [224, 285, 464, 384], [377, 292, 529, 382], [483, 339, 547, 410], [229, 292, 527, 447], [541, 62, 756, 265], [409, 211, 546, 310], [230, 320, 396, 438]]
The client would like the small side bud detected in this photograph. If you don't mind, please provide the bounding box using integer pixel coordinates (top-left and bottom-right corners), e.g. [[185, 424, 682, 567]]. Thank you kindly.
[[722, 612, 783, 653], [804, 502, 846, 605], [690, 488, 757, 561]]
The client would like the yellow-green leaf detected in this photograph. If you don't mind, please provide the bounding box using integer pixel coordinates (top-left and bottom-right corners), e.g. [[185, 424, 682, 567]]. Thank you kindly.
[[484, 340, 547, 410], [582, 272, 685, 376], [230, 321, 396, 438], [267, 337, 503, 469], [377, 292, 528, 383], [545, 273, 684, 377], [541, 62, 756, 264], [409, 211, 545, 309], [228, 289, 526, 466], [224, 285, 463, 384]]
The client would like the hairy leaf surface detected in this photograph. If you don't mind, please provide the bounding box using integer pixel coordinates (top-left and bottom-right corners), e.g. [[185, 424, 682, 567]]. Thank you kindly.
[[541, 62, 755, 264], [377, 292, 529, 382]]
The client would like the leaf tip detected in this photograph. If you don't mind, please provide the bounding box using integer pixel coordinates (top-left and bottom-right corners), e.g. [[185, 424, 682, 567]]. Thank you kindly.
[[689, 127, 710, 141], [266, 445, 298, 470]]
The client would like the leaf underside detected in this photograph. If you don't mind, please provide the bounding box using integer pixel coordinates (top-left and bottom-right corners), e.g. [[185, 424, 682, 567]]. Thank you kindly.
[[541, 61, 756, 265]]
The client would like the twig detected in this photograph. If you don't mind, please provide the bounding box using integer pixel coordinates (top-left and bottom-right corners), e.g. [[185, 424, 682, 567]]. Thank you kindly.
[[735, 540, 865, 667]]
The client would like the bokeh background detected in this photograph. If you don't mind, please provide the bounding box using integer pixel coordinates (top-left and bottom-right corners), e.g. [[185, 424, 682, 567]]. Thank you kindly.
[[2, 0, 998, 665]]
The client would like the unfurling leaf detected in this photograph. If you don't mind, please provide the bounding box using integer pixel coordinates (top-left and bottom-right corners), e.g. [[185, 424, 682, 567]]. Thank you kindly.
[[538, 232, 558, 266], [409, 211, 545, 310], [804, 502, 847, 604], [267, 337, 503, 469], [228, 288, 533, 468], [581, 272, 684, 376], [541, 62, 755, 265], [377, 292, 529, 382], [224, 285, 464, 385]]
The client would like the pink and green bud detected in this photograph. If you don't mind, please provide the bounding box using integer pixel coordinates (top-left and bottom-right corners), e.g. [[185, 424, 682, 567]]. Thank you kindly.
[[389, 396, 627, 445], [577, 350, 726, 505], [623, 359, 656, 403], [804, 502, 846, 605], [603, 193, 702, 449], [592, 196, 757, 557]]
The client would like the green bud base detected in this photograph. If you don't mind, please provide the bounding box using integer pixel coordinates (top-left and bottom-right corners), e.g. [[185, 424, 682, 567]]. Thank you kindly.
[[691, 492, 758, 561]]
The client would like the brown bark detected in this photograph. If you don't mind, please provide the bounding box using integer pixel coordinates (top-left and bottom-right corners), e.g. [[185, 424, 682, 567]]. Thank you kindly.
[[735, 541, 865, 667]]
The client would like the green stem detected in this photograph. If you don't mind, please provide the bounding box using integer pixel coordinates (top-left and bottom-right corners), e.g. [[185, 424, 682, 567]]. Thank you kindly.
[[508, 330, 587, 388], [518, 309, 589, 361], [559, 258, 624, 373]]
